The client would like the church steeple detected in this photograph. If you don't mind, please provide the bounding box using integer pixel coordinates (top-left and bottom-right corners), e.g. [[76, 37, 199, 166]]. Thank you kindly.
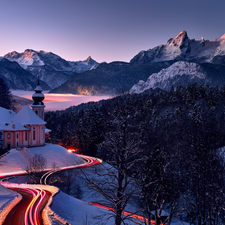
[[31, 76, 45, 120]]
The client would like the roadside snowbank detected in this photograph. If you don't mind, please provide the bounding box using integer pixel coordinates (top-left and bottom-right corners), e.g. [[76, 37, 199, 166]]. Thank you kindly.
[[0, 184, 21, 223]]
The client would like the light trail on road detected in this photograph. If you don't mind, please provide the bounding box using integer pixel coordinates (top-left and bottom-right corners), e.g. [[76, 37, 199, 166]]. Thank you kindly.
[[1, 151, 151, 225], [0, 151, 101, 225], [40, 152, 101, 185], [89, 202, 156, 224], [1, 182, 51, 225]]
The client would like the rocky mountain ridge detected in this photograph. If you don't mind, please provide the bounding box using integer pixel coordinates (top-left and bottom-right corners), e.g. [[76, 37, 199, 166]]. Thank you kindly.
[[130, 31, 225, 65], [3, 49, 99, 89], [130, 61, 225, 93], [0, 58, 50, 91]]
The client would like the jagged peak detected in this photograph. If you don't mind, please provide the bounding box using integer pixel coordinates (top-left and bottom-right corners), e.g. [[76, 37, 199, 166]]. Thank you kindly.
[[175, 30, 188, 38], [24, 49, 35, 53], [37, 50, 50, 54], [84, 56, 97, 65], [221, 34, 225, 39], [167, 30, 189, 46], [85, 56, 92, 61]]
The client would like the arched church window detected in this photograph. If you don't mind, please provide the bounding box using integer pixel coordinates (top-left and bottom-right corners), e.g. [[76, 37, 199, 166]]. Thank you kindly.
[[25, 132, 27, 141], [35, 110, 38, 115], [17, 133, 18, 139], [33, 127, 35, 140], [7, 133, 11, 139]]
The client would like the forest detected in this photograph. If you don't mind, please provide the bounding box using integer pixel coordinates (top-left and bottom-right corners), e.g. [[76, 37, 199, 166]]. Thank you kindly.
[[0, 78, 14, 110], [44, 83, 225, 224]]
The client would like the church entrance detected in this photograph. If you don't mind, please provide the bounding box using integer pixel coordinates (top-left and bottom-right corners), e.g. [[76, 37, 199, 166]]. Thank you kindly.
[[7, 144, 10, 150]]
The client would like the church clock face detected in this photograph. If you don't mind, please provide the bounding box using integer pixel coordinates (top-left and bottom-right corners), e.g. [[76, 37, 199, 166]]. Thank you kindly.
[[7, 133, 11, 139]]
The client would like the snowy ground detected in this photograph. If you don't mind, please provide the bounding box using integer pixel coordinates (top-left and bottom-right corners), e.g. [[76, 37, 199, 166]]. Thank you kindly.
[[0, 184, 19, 210], [50, 163, 144, 225], [0, 144, 85, 177], [51, 191, 118, 225], [0, 144, 188, 225], [49, 163, 189, 225], [0, 184, 21, 224]]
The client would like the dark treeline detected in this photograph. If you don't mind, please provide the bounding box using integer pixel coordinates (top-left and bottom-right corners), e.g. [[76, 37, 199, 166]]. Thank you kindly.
[[0, 78, 14, 109], [45, 83, 225, 224]]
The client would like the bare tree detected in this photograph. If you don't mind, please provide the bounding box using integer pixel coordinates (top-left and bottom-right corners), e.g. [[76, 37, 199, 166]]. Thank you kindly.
[[84, 97, 144, 225], [25, 153, 47, 183]]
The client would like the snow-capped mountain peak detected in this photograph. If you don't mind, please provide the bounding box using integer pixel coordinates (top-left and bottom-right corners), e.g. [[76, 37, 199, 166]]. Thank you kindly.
[[130, 31, 225, 65], [83, 56, 97, 65], [3, 49, 99, 89], [167, 30, 189, 48], [4, 49, 44, 69], [220, 34, 225, 39]]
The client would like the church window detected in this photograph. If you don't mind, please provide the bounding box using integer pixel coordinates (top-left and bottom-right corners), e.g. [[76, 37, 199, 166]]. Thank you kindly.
[[33, 128, 35, 140], [35, 110, 38, 115], [17, 133, 18, 139], [7, 133, 11, 139], [25, 132, 27, 141]]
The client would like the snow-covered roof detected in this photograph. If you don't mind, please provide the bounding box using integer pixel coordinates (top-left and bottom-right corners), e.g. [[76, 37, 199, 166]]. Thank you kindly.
[[0, 107, 15, 125], [1, 122, 29, 131], [11, 105, 46, 125], [45, 128, 51, 133]]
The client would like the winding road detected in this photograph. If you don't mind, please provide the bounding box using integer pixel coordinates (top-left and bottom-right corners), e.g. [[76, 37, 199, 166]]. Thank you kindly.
[[1, 152, 150, 225], [1, 182, 51, 225], [0, 152, 101, 225]]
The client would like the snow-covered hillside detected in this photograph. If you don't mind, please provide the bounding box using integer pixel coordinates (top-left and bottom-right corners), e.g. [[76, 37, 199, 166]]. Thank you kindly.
[[0, 144, 85, 176], [130, 61, 206, 93]]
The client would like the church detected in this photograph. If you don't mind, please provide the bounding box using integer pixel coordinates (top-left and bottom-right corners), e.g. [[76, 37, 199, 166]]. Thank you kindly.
[[0, 78, 50, 149]]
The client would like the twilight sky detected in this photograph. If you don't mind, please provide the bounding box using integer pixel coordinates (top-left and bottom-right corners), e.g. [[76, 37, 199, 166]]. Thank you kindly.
[[0, 0, 224, 63]]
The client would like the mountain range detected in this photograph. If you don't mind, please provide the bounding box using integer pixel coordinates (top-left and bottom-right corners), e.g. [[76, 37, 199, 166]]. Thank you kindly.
[[2, 31, 225, 95], [131, 31, 225, 65], [130, 31, 225, 94], [1, 49, 98, 90], [51, 31, 225, 95]]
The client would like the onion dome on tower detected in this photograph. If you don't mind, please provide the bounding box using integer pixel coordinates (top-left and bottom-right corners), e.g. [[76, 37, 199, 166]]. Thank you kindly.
[[32, 76, 45, 105], [31, 76, 46, 120]]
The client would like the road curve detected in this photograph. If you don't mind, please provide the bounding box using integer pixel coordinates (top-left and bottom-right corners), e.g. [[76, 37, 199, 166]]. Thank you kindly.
[[3, 188, 32, 225], [40, 152, 101, 185], [1, 182, 51, 225]]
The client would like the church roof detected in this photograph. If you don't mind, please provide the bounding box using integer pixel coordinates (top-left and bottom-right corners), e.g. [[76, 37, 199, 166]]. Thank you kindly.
[[34, 85, 43, 92], [11, 105, 46, 125], [1, 122, 29, 131], [0, 107, 15, 125]]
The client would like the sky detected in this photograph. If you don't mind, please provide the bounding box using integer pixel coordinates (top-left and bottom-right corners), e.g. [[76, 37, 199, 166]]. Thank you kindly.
[[0, 0, 225, 63]]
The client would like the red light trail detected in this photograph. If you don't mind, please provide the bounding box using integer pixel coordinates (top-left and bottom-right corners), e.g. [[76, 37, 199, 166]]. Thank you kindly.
[[0, 151, 155, 225], [0, 182, 51, 225], [89, 202, 156, 224]]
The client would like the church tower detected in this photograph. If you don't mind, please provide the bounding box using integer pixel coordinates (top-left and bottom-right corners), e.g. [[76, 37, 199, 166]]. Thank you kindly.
[[31, 76, 45, 120]]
